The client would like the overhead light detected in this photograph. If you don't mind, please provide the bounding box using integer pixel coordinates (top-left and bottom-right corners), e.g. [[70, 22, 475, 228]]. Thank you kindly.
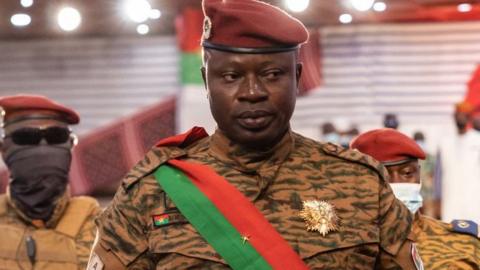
[[20, 0, 34, 8], [58, 7, 81, 31], [149, 9, 161, 19], [373, 2, 387, 12], [11, 13, 31, 27], [136, 24, 149, 35], [457, 3, 472, 12], [339, 13, 353, 24], [124, 0, 152, 23], [285, 0, 310, 12], [350, 0, 375, 11]]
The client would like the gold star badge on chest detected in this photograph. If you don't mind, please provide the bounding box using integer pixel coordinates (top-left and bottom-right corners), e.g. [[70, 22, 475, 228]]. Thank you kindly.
[[300, 200, 338, 236]]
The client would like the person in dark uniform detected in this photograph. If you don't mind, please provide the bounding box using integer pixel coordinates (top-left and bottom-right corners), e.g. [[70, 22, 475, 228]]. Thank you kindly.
[[88, 1, 420, 269]]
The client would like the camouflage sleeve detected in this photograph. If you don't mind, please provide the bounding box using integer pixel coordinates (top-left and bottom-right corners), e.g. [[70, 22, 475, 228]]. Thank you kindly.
[[378, 179, 413, 254], [75, 205, 102, 269], [377, 179, 416, 269], [93, 184, 151, 267]]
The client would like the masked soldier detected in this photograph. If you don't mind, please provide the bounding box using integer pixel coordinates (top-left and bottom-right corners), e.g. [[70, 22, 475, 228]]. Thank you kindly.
[[351, 128, 480, 269], [0, 94, 101, 269], [89, 0, 420, 269]]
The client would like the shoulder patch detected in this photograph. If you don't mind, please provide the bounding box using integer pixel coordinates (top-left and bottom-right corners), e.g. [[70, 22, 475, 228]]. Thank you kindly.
[[451, 220, 479, 238], [321, 142, 389, 182], [121, 147, 187, 191]]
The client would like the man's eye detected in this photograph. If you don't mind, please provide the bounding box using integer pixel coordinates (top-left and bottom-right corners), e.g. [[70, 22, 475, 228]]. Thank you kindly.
[[264, 70, 282, 79], [223, 73, 239, 82]]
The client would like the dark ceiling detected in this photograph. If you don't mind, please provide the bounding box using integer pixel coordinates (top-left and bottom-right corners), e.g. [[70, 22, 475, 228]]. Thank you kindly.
[[0, 0, 479, 40]]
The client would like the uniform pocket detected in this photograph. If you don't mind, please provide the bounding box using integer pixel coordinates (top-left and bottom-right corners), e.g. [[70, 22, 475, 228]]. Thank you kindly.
[[298, 220, 380, 269]]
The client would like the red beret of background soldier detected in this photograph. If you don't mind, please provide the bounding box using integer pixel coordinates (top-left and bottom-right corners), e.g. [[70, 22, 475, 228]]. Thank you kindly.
[[88, 0, 420, 269], [0, 94, 100, 270], [351, 128, 480, 269]]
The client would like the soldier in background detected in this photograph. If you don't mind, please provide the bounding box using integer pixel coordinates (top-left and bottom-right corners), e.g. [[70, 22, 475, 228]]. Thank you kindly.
[[89, 0, 419, 269], [383, 113, 399, 129], [437, 102, 480, 224], [351, 128, 480, 269], [0, 95, 100, 269], [320, 122, 339, 144]]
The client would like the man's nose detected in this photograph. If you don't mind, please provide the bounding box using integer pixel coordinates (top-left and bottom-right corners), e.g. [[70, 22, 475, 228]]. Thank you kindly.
[[237, 74, 268, 102]]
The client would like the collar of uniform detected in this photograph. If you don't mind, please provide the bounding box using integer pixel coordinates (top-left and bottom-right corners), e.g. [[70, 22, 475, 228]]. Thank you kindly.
[[208, 129, 294, 174]]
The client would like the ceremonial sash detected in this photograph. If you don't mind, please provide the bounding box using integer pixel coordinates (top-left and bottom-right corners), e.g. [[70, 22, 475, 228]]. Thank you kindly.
[[154, 159, 308, 270]]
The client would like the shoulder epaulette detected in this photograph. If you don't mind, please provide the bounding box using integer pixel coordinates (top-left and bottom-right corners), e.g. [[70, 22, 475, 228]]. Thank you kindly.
[[55, 196, 100, 238], [451, 219, 479, 238], [121, 147, 186, 190], [122, 127, 209, 190], [320, 142, 389, 182]]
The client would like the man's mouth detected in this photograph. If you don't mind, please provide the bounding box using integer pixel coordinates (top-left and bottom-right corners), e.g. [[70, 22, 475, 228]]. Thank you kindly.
[[237, 110, 274, 130]]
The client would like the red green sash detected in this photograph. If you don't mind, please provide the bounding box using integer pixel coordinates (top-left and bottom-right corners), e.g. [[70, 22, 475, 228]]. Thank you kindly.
[[154, 159, 308, 270]]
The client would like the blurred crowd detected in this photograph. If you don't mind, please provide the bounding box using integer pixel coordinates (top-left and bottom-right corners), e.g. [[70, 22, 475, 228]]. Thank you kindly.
[[320, 103, 480, 223]]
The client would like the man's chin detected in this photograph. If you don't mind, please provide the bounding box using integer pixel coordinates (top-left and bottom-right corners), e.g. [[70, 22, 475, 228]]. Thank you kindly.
[[231, 127, 287, 149]]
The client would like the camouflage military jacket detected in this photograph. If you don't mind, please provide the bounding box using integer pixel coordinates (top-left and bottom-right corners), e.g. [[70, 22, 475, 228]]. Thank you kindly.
[[413, 214, 480, 269], [96, 129, 413, 269]]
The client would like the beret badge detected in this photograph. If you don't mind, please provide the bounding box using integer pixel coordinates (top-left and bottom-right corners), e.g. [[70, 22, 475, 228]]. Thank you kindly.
[[203, 16, 212, 40]]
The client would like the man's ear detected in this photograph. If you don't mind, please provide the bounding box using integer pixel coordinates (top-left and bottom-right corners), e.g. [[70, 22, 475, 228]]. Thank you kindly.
[[296, 63, 303, 86], [70, 133, 78, 149]]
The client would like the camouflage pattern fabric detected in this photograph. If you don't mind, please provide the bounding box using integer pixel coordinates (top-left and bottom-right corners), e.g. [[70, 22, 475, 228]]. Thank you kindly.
[[95, 130, 413, 269], [413, 214, 480, 269]]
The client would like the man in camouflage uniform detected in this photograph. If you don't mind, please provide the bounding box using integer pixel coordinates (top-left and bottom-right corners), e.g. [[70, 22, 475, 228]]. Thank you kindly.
[[0, 94, 101, 269], [89, 0, 419, 269], [351, 128, 480, 269]]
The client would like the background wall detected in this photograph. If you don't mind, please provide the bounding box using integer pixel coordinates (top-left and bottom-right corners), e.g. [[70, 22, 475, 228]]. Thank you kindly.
[[0, 36, 180, 194], [0, 36, 180, 135], [292, 21, 480, 152]]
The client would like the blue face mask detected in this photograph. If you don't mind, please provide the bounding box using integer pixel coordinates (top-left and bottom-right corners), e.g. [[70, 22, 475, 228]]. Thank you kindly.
[[390, 183, 423, 214], [415, 140, 426, 151], [323, 133, 340, 144]]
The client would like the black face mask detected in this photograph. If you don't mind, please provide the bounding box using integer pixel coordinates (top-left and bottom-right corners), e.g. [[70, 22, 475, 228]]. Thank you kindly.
[[5, 144, 71, 221]]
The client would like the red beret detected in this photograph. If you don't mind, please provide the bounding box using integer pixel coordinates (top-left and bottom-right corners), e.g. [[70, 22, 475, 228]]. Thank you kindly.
[[0, 94, 80, 125], [350, 128, 425, 165], [201, 0, 309, 53]]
